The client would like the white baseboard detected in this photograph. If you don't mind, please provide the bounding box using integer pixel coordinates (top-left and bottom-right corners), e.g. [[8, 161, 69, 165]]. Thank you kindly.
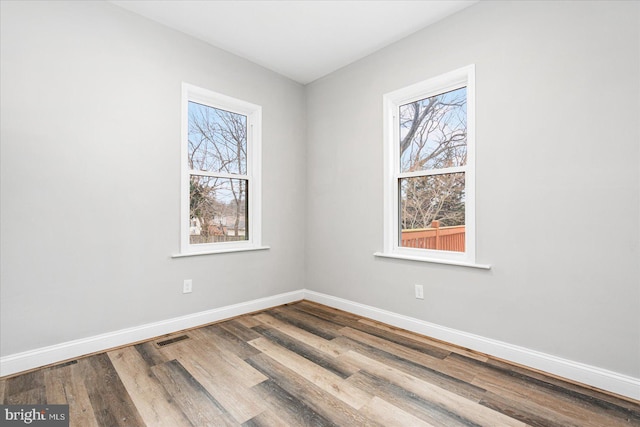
[[303, 290, 640, 401], [2, 288, 638, 401], [0, 290, 304, 377]]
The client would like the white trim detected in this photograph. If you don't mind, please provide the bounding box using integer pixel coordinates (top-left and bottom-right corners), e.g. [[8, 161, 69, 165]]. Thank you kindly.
[[179, 82, 263, 256], [373, 251, 491, 269], [303, 290, 640, 401], [0, 290, 303, 378], [189, 170, 249, 180], [382, 65, 479, 266], [2, 289, 638, 400], [171, 245, 270, 258], [398, 166, 466, 179]]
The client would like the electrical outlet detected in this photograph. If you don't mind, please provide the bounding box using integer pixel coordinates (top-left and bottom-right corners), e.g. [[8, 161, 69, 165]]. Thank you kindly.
[[415, 284, 424, 299], [183, 279, 193, 294]]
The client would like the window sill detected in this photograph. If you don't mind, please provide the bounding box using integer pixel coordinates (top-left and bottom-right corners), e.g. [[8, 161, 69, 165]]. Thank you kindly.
[[373, 252, 491, 270], [172, 245, 270, 258]]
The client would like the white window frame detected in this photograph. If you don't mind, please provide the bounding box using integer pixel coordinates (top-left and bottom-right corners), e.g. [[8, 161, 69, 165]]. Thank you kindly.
[[175, 83, 268, 257], [375, 65, 489, 269]]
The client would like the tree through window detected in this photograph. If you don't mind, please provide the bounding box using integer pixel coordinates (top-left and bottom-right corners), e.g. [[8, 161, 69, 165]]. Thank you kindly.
[[180, 84, 263, 255], [380, 66, 477, 264], [399, 87, 467, 252], [188, 102, 248, 244]]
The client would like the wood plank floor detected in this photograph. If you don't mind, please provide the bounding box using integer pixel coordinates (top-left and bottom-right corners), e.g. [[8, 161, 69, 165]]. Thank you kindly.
[[1, 301, 639, 426]]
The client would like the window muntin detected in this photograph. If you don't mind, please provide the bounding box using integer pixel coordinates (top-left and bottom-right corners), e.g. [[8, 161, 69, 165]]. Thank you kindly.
[[382, 65, 476, 264], [181, 83, 262, 254]]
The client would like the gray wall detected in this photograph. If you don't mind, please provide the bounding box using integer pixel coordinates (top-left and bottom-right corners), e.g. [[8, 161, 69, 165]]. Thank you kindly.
[[306, 0, 640, 377], [1, 0, 639, 380], [0, 1, 306, 356]]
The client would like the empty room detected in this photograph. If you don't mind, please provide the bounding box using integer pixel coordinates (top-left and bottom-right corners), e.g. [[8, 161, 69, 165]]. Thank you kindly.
[[1, 0, 639, 425]]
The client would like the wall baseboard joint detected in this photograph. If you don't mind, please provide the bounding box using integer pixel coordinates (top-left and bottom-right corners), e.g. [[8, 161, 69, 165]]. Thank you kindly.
[[0, 290, 304, 378], [302, 290, 640, 401], [2, 288, 638, 401]]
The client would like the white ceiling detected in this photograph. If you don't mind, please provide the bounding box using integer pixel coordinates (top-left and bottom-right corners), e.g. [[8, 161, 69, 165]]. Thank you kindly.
[[109, 0, 478, 84]]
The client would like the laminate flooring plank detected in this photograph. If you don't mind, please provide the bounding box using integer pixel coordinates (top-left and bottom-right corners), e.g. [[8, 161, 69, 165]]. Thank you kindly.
[[340, 324, 450, 360], [333, 334, 486, 402], [251, 379, 339, 427], [296, 301, 364, 323], [219, 319, 263, 342], [0, 379, 5, 404], [293, 303, 451, 360], [151, 359, 237, 427], [248, 337, 373, 410], [44, 364, 100, 427], [160, 339, 265, 423], [78, 353, 145, 427], [3, 370, 46, 404], [346, 370, 481, 427], [3, 388, 47, 405], [299, 302, 485, 364], [482, 356, 640, 420], [339, 326, 478, 384], [43, 367, 75, 409], [241, 409, 300, 427], [158, 331, 242, 386], [267, 310, 339, 340], [340, 350, 526, 427], [357, 318, 489, 361], [107, 347, 192, 427], [200, 322, 262, 360], [246, 353, 383, 426], [449, 353, 640, 426], [275, 304, 350, 335], [251, 322, 359, 378], [360, 395, 436, 427], [134, 341, 168, 366], [282, 302, 364, 330], [479, 390, 594, 427], [237, 315, 263, 329], [487, 359, 640, 414], [67, 364, 101, 427], [472, 370, 639, 427], [252, 313, 350, 358], [287, 303, 374, 332], [187, 328, 267, 387], [173, 356, 263, 424], [44, 367, 74, 403]]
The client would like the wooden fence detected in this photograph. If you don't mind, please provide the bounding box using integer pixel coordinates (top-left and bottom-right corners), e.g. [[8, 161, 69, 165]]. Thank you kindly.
[[190, 235, 246, 244], [401, 221, 465, 252]]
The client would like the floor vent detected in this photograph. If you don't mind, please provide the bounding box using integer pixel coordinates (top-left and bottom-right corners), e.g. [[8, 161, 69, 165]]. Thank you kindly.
[[155, 335, 190, 347]]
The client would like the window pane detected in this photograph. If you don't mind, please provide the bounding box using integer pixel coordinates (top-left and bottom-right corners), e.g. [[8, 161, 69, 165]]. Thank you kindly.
[[399, 87, 467, 173], [189, 175, 248, 244], [188, 101, 247, 174], [399, 173, 465, 252]]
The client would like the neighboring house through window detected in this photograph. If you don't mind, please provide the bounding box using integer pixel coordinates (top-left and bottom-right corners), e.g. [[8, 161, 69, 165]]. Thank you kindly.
[[179, 83, 265, 256], [377, 65, 488, 268]]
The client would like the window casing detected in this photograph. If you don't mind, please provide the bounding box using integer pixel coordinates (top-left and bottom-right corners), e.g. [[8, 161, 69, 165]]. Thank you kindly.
[[379, 65, 482, 267], [179, 83, 263, 255]]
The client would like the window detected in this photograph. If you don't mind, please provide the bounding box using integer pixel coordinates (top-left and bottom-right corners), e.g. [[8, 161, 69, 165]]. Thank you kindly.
[[178, 83, 266, 256], [377, 65, 487, 268]]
